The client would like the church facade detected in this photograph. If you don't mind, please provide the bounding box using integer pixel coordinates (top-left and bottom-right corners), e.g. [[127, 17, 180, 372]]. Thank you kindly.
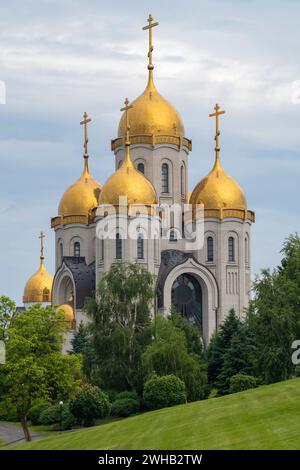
[[23, 15, 255, 345]]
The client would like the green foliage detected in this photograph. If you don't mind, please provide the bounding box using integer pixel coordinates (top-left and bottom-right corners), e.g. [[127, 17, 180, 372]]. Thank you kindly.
[[0, 397, 18, 421], [28, 400, 51, 425], [0, 302, 82, 441], [247, 233, 300, 384], [143, 316, 208, 401], [217, 323, 256, 395], [69, 384, 111, 426], [70, 321, 89, 354], [229, 374, 257, 393], [40, 352, 82, 401], [39, 403, 77, 430], [169, 309, 203, 358], [85, 262, 155, 393], [207, 309, 241, 387], [115, 390, 139, 401], [295, 365, 300, 377], [0, 295, 16, 341], [143, 374, 186, 410], [111, 398, 140, 417], [207, 309, 256, 395]]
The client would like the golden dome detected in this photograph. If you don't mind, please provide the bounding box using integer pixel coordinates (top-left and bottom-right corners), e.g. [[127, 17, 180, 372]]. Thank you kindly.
[[58, 303, 75, 324], [99, 143, 157, 207], [190, 155, 247, 212], [118, 73, 184, 139], [23, 233, 53, 303], [58, 158, 101, 217]]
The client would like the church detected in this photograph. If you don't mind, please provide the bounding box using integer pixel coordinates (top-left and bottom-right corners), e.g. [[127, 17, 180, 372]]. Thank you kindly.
[[22, 15, 255, 346]]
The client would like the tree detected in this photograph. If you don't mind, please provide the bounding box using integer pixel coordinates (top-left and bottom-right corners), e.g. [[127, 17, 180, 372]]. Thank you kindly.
[[5, 357, 48, 441], [69, 321, 89, 354], [142, 316, 208, 401], [216, 323, 256, 395], [0, 295, 16, 340], [169, 309, 203, 358], [0, 302, 82, 440], [207, 309, 241, 387], [85, 262, 155, 393], [247, 234, 300, 384]]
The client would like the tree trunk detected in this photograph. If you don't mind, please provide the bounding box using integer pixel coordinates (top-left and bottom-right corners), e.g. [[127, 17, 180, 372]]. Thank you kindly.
[[20, 414, 31, 441]]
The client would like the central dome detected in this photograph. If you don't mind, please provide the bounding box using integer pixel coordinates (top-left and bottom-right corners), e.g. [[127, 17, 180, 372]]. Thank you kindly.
[[118, 74, 184, 139]]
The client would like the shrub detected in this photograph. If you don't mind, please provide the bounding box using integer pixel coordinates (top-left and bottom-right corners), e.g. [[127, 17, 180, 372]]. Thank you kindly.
[[0, 398, 18, 421], [229, 374, 257, 393], [28, 400, 51, 425], [295, 364, 300, 377], [111, 398, 140, 417], [103, 389, 118, 403], [143, 375, 186, 410], [39, 403, 77, 430], [115, 391, 139, 402], [69, 384, 111, 426], [39, 405, 61, 426]]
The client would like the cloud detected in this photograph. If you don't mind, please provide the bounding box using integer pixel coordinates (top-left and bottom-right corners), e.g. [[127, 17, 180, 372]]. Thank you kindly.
[[0, 0, 299, 303]]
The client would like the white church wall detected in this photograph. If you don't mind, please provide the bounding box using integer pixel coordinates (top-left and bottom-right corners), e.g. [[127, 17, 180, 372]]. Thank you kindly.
[[114, 143, 189, 205], [54, 223, 96, 270]]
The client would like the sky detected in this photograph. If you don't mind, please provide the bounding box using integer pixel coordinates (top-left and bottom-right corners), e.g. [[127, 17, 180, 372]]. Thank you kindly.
[[0, 0, 299, 304]]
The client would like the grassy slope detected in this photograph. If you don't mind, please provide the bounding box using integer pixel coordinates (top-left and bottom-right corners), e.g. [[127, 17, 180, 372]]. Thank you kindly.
[[9, 378, 300, 450]]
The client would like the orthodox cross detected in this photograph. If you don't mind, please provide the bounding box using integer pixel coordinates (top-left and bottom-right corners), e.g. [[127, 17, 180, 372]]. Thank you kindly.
[[39, 231, 45, 260], [120, 98, 133, 145], [142, 14, 159, 70], [80, 112, 91, 157], [209, 103, 225, 153]]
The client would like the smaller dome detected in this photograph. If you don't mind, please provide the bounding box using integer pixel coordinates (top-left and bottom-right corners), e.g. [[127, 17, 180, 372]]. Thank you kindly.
[[58, 303, 75, 324], [23, 261, 53, 303], [99, 146, 157, 207], [58, 160, 101, 217], [190, 156, 247, 211]]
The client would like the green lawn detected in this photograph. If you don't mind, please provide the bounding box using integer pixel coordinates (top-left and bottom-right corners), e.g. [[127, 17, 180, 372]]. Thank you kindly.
[[7, 378, 300, 450]]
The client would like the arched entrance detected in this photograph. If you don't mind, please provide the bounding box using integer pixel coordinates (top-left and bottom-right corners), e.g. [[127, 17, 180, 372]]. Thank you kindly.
[[171, 274, 202, 329], [161, 256, 219, 345]]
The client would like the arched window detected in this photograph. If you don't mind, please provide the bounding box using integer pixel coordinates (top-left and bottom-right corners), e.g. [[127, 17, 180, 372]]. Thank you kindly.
[[116, 233, 122, 259], [137, 162, 145, 174], [118, 160, 123, 168], [137, 235, 144, 259], [100, 239, 104, 261], [161, 163, 169, 193], [207, 236, 214, 262], [169, 228, 177, 242], [228, 236, 235, 262], [74, 241, 80, 257], [245, 236, 249, 265], [60, 243, 63, 264], [180, 165, 185, 196]]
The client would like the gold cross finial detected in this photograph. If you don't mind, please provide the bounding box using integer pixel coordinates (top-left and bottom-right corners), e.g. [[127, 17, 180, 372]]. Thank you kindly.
[[80, 112, 92, 159], [39, 231, 45, 261], [120, 98, 133, 146], [142, 14, 159, 71], [209, 103, 225, 155]]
